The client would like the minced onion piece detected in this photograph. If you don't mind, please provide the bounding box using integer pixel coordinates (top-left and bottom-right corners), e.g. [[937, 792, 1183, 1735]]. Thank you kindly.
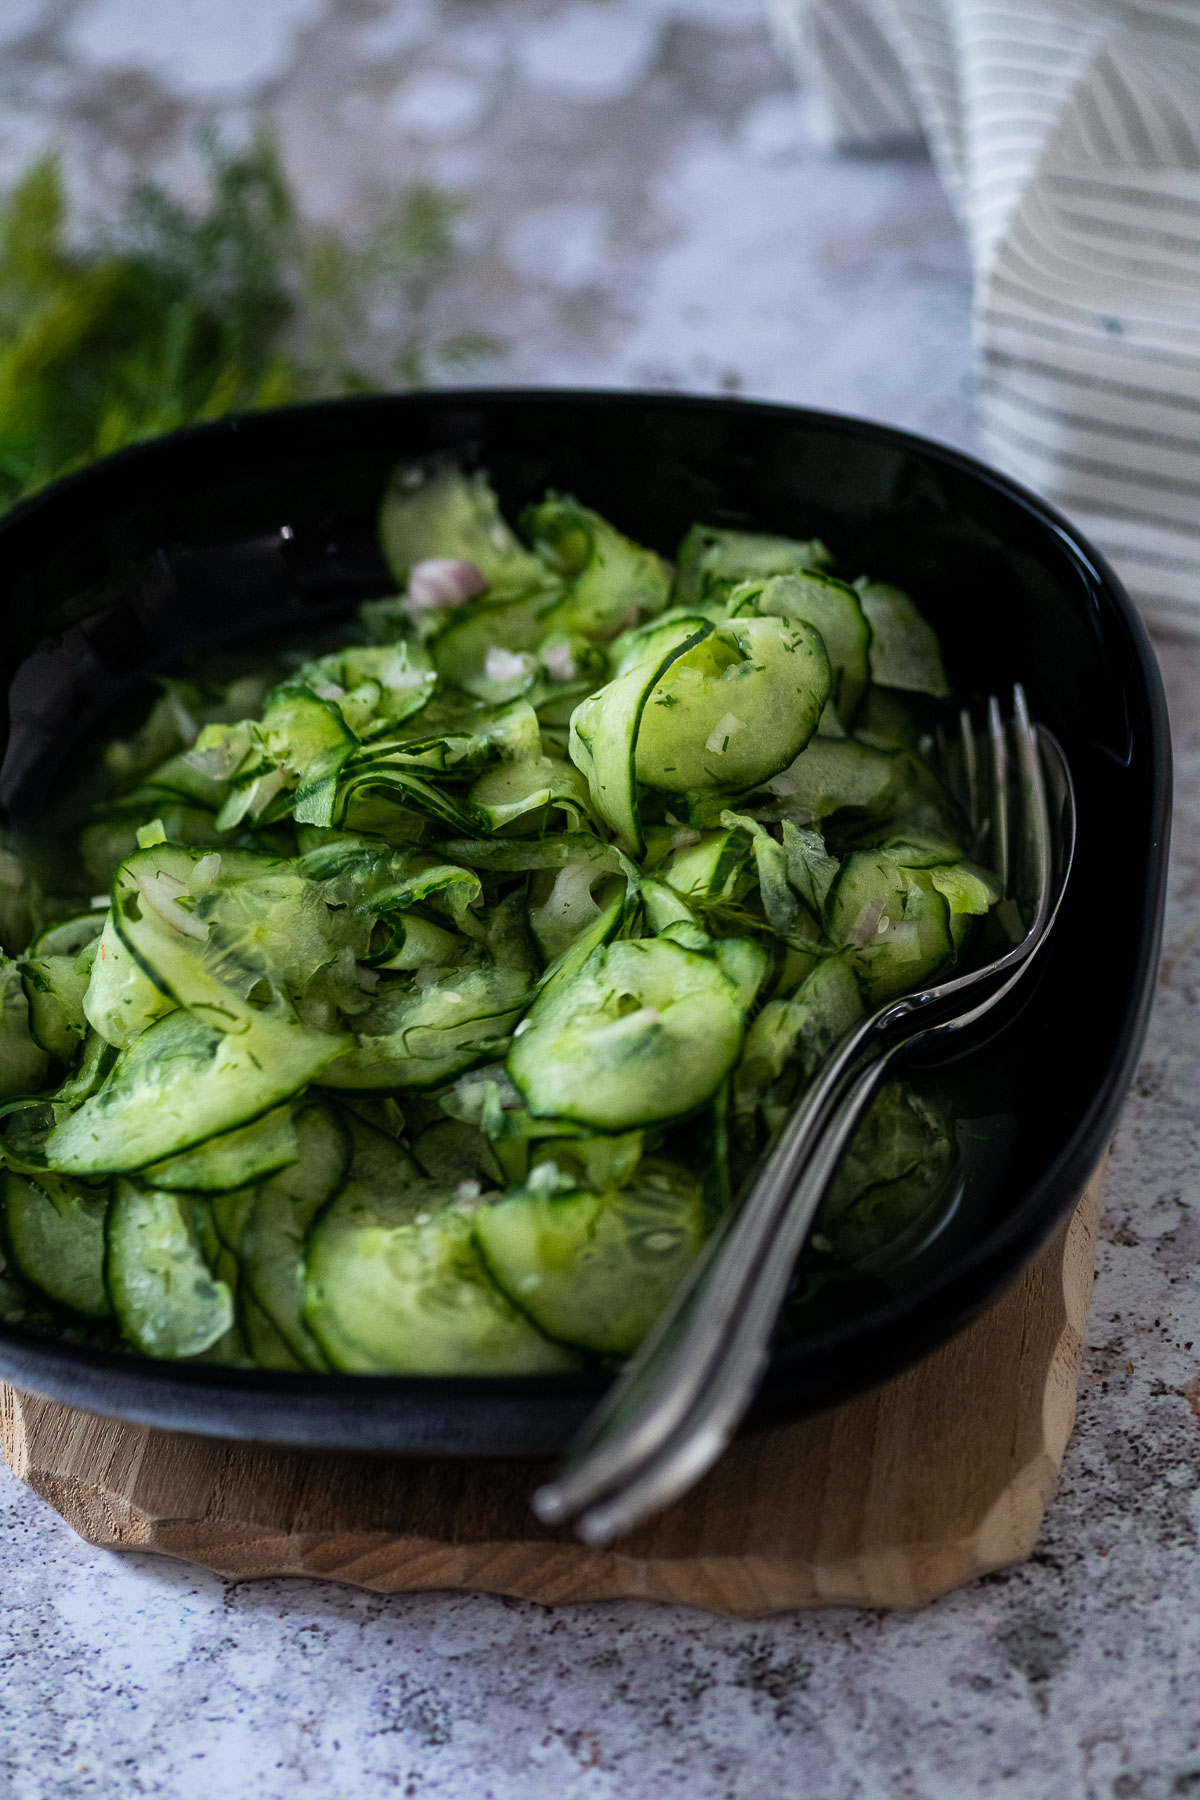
[[189, 853, 222, 891], [485, 647, 536, 685], [540, 640, 577, 683], [705, 713, 746, 755], [134, 869, 209, 941], [405, 557, 486, 616], [848, 899, 885, 947]]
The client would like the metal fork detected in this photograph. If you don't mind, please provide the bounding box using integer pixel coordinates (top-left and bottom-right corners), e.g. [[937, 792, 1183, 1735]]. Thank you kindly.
[[534, 685, 1076, 1544]]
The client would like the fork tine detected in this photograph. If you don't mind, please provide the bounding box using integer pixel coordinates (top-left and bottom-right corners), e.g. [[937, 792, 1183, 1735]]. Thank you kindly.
[[1010, 682, 1053, 933], [987, 694, 1010, 895]]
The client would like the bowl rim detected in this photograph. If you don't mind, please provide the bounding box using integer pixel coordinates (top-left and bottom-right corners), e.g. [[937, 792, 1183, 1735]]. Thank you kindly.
[[0, 387, 1172, 1447]]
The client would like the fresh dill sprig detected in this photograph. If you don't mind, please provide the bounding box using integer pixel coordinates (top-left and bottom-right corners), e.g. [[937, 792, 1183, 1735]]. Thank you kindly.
[[0, 129, 496, 511]]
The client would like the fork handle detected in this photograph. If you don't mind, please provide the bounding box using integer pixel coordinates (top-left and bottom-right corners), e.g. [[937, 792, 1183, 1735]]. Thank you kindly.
[[533, 1021, 898, 1538]]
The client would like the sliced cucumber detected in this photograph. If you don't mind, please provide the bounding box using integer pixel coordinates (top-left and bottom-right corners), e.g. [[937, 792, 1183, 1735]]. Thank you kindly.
[[606, 609, 714, 681], [19, 954, 89, 1061], [639, 878, 698, 935], [734, 954, 863, 1114], [712, 936, 771, 1010], [569, 620, 709, 855], [46, 1005, 346, 1176], [0, 959, 49, 1098], [241, 1289, 305, 1370], [735, 570, 871, 728], [509, 936, 746, 1132], [767, 736, 900, 820], [239, 1100, 351, 1368], [528, 1129, 644, 1192], [87, 841, 347, 1038], [141, 1104, 299, 1192], [535, 886, 626, 1004], [432, 592, 546, 695], [815, 1081, 957, 1264], [211, 1185, 258, 1259], [524, 494, 671, 638], [28, 913, 106, 959], [412, 1117, 503, 1189], [380, 465, 551, 599], [467, 752, 592, 833], [4, 1170, 111, 1317], [827, 851, 954, 1003], [661, 825, 753, 900], [854, 580, 949, 696], [672, 524, 831, 608], [106, 1181, 235, 1358], [321, 966, 532, 1091], [84, 911, 175, 1048], [299, 641, 437, 736], [474, 1163, 707, 1356], [634, 616, 830, 794], [304, 1115, 573, 1375], [528, 855, 625, 965]]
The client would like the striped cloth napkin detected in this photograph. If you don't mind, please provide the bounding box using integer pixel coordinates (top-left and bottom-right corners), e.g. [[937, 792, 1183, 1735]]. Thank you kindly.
[[773, 0, 1200, 637]]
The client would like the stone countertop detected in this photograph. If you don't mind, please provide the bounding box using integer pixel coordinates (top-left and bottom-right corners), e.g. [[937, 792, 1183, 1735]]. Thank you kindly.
[[1, 5, 1198, 1798]]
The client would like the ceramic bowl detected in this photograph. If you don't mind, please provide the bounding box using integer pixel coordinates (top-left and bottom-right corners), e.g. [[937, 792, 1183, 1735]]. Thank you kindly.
[[0, 392, 1170, 1453]]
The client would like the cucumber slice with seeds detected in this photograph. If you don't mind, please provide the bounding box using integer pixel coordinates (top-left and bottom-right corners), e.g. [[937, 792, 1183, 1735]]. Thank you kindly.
[[320, 966, 532, 1092], [474, 1163, 707, 1356], [509, 936, 746, 1132], [304, 1115, 573, 1375], [47, 1006, 346, 1177], [107, 1182, 235, 1358], [634, 616, 830, 794], [828, 851, 954, 1003]]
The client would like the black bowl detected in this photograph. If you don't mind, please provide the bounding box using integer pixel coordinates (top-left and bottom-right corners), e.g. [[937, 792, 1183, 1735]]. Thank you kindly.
[[0, 391, 1170, 1454]]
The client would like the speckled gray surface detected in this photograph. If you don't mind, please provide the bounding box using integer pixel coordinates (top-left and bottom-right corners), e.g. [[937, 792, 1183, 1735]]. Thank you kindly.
[[1, 5, 1197, 1797]]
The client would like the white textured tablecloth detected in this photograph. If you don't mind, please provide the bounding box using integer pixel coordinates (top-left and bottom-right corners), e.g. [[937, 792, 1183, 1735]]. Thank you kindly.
[[774, 0, 1200, 636]]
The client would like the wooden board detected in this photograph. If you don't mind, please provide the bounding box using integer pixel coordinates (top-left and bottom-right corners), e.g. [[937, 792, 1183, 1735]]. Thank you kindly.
[[0, 1165, 1105, 1616]]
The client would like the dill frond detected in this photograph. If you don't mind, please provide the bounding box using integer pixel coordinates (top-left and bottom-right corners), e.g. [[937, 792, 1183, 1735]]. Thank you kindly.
[[0, 129, 495, 511]]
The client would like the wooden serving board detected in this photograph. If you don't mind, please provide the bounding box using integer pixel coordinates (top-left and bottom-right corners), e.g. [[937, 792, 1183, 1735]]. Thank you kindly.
[[0, 1165, 1104, 1616]]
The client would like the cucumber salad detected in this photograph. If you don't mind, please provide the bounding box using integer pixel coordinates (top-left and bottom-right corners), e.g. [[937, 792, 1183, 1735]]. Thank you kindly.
[[0, 466, 1004, 1374]]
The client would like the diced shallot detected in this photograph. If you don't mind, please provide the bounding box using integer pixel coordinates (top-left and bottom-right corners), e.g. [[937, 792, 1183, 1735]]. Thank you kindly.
[[847, 899, 885, 947], [485, 646, 536, 685], [540, 641, 577, 683], [705, 713, 746, 755], [134, 870, 209, 941], [188, 853, 222, 891], [404, 558, 486, 616]]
